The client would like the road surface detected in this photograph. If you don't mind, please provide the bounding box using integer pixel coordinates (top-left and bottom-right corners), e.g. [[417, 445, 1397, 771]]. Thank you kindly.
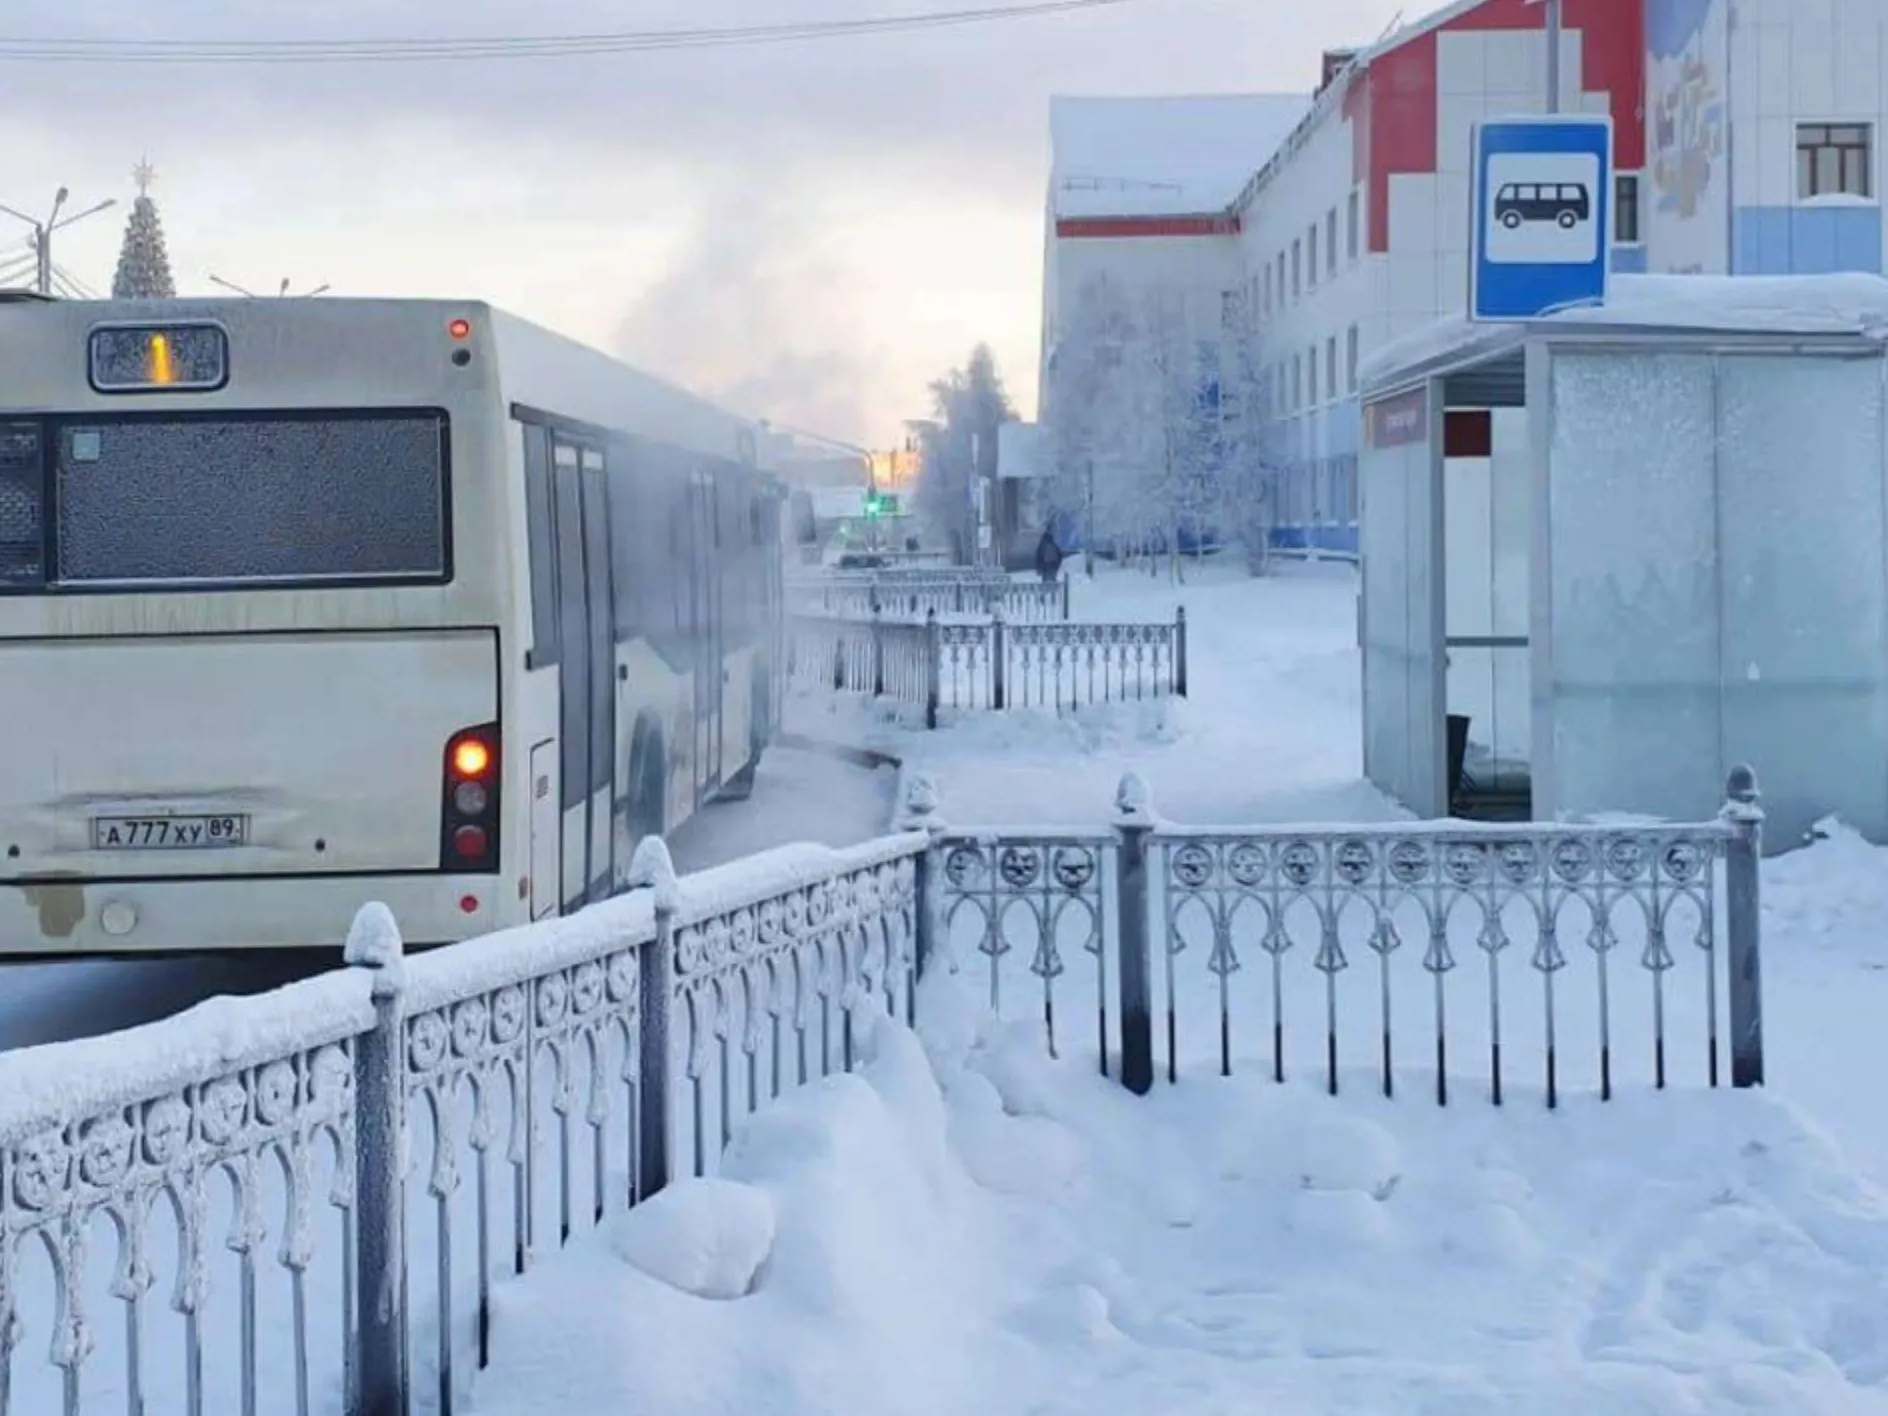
[[0, 743, 897, 1052]]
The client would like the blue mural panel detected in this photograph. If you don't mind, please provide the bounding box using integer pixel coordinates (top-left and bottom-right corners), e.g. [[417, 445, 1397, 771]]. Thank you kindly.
[[1733, 206, 1884, 275]]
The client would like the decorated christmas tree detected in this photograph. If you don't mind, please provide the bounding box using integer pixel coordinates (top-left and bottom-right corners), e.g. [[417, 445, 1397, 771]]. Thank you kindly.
[[111, 158, 176, 299]]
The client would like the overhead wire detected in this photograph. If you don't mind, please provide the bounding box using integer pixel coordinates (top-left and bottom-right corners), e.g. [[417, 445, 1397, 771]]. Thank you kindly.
[[0, 0, 1149, 63]]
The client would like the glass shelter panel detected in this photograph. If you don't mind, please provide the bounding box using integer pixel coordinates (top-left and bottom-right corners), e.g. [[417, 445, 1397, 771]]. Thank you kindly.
[[1547, 351, 1720, 820], [1360, 385, 1441, 813], [1444, 407, 1530, 811], [1716, 354, 1888, 843], [1401, 403, 1442, 816], [1360, 416, 1407, 791]]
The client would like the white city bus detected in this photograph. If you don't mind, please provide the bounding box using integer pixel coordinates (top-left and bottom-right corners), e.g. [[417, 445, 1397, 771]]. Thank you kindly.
[[0, 293, 785, 955]]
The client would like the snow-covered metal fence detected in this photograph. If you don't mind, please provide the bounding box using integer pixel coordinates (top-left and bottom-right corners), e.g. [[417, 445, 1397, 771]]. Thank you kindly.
[[791, 575, 1069, 623], [915, 767, 1766, 1105], [0, 834, 922, 1416], [0, 767, 1768, 1416], [786, 608, 1187, 729]]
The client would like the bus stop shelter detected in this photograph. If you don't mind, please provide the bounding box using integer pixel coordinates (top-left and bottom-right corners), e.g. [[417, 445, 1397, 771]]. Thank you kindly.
[[1356, 273, 1888, 849]]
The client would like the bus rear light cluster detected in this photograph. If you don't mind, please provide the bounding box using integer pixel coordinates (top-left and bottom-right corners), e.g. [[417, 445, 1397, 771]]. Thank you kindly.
[[442, 723, 501, 873]]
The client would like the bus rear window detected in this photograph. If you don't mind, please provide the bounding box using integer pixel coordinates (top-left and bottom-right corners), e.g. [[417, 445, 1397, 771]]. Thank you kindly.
[[40, 411, 450, 589]]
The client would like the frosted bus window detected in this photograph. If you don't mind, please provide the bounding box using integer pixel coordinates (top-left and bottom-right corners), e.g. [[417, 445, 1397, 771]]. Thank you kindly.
[[54, 413, 449, 587]]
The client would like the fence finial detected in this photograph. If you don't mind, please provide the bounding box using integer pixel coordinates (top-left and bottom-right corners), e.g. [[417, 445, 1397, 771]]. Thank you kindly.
[[1115, 771, 1155, 826], [629, 835, 681, 914], [343, 902, 406, 999], [896, 771, 945, 834], [1722, 764, 1763, 821]]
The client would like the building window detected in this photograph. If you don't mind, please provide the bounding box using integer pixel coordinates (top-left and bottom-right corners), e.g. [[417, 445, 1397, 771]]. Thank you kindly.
[[1797, 123, 1873, 199], [1292, 354, 1302, 411], [1291, 240, 1301, 297], [1346, 324, 1359, 393], [1326, 208, 1338, 272], [1308, 344, 1319, 405], [1307, 225, 1318, 287], [1326, 336, 1338, 398], [1615, 173, 1643, 244], [1263, 262, 1273, 315], [1347, 190, 1360, 260]]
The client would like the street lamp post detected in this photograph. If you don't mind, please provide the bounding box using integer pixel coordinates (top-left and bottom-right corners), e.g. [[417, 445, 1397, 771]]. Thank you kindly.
[[0, 187, 116, 296]]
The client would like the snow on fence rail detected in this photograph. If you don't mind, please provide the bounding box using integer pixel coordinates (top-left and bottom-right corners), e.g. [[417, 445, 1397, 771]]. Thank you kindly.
[[911, 767, 1766, 1105], [789, 575, 1070, 623], [786, 608, 1187, 728], [0, 834, 923, 1416]]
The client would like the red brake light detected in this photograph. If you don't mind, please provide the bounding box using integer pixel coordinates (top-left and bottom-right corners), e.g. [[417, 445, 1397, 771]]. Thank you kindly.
[[452, 824, 489, 859], [448, 317, 472, 340]]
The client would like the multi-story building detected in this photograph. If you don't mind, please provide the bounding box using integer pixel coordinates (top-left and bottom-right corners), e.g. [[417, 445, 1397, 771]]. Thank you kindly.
[[1039, 0, 1888, 557]]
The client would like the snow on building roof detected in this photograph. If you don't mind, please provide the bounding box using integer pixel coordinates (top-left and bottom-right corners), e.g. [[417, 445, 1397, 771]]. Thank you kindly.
[[1048, 93, 1309, 218], [1359, 273, 1888, 393]]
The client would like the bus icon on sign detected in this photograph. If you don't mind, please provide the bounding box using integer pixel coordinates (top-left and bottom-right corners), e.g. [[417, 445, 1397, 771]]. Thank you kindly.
[[1495, 181, 1590, 230]]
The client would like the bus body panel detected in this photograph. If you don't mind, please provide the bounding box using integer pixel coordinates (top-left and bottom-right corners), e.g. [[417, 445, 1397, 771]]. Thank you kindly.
[[0, 294, 784, 956], [0, 629, 498, 882], [0, 871, 504, 954]]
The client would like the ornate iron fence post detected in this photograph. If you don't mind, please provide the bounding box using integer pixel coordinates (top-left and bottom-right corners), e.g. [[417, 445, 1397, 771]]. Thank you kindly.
[[1174, 606, 1188, 697], [1113, 773, 1156, 1096], [1721, 765, 1764, 1088], [924, 609, 941, 730], [870, 606, 886, 699], [992, 608, 1008, 710], [345, 904, 410, 1416], [1060, 574, 1071, 620], [631, 837, 678, 1200], [896, 773, 947, 1023]]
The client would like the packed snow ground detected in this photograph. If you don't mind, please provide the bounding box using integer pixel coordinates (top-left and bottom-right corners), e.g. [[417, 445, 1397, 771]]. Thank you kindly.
[[467, 555, 1888, 1415]]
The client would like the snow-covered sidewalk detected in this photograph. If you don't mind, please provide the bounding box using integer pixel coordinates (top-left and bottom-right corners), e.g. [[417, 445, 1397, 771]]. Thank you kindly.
[[473, 974, 1888, 1416], [789, 557, 1396, 825]]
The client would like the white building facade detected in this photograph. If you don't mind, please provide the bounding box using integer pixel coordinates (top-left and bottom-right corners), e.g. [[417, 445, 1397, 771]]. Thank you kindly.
[[1039, 0, 1888, 558]]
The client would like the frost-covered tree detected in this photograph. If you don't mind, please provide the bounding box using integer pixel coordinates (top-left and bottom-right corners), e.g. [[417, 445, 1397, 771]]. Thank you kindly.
[[913, 344, 1014, 561], [111, 159, 176, 300], [1045, 272, 1138, 574], [1218, 281, 1282, 574]]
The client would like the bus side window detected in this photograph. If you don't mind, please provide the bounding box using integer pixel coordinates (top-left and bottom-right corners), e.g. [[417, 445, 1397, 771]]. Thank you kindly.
[[605, 440, 639, 643], [522, 423, 559, 667]]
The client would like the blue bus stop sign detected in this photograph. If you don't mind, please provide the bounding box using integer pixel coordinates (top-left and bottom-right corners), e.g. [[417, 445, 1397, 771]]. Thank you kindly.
[[1470, 115, 1613, 322]]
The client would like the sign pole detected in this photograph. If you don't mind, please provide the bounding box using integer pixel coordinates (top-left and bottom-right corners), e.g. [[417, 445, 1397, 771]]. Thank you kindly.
[[1545, 0, 1562, 113]]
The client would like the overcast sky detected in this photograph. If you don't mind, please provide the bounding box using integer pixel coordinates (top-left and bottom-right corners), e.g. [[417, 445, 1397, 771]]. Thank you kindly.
[[2, 0, 1405, 445]]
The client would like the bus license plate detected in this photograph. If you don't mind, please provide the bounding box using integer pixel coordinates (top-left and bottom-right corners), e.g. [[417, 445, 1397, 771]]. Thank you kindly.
[[92, 814, 250, 850]]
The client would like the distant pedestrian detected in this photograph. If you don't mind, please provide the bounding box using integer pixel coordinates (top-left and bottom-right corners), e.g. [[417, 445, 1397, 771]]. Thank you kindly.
[[1035, 528, 1064, 584]]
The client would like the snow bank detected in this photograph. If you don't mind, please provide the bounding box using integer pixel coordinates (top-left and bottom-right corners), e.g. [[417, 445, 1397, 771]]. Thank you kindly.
[[473, 963, 1888, 1416], [474, 999, 1003, 1416], [607, 1178, 776, 1301]]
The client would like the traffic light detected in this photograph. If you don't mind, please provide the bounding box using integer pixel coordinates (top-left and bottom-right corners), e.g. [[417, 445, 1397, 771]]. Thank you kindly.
[[862, 491, 899, 518]]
